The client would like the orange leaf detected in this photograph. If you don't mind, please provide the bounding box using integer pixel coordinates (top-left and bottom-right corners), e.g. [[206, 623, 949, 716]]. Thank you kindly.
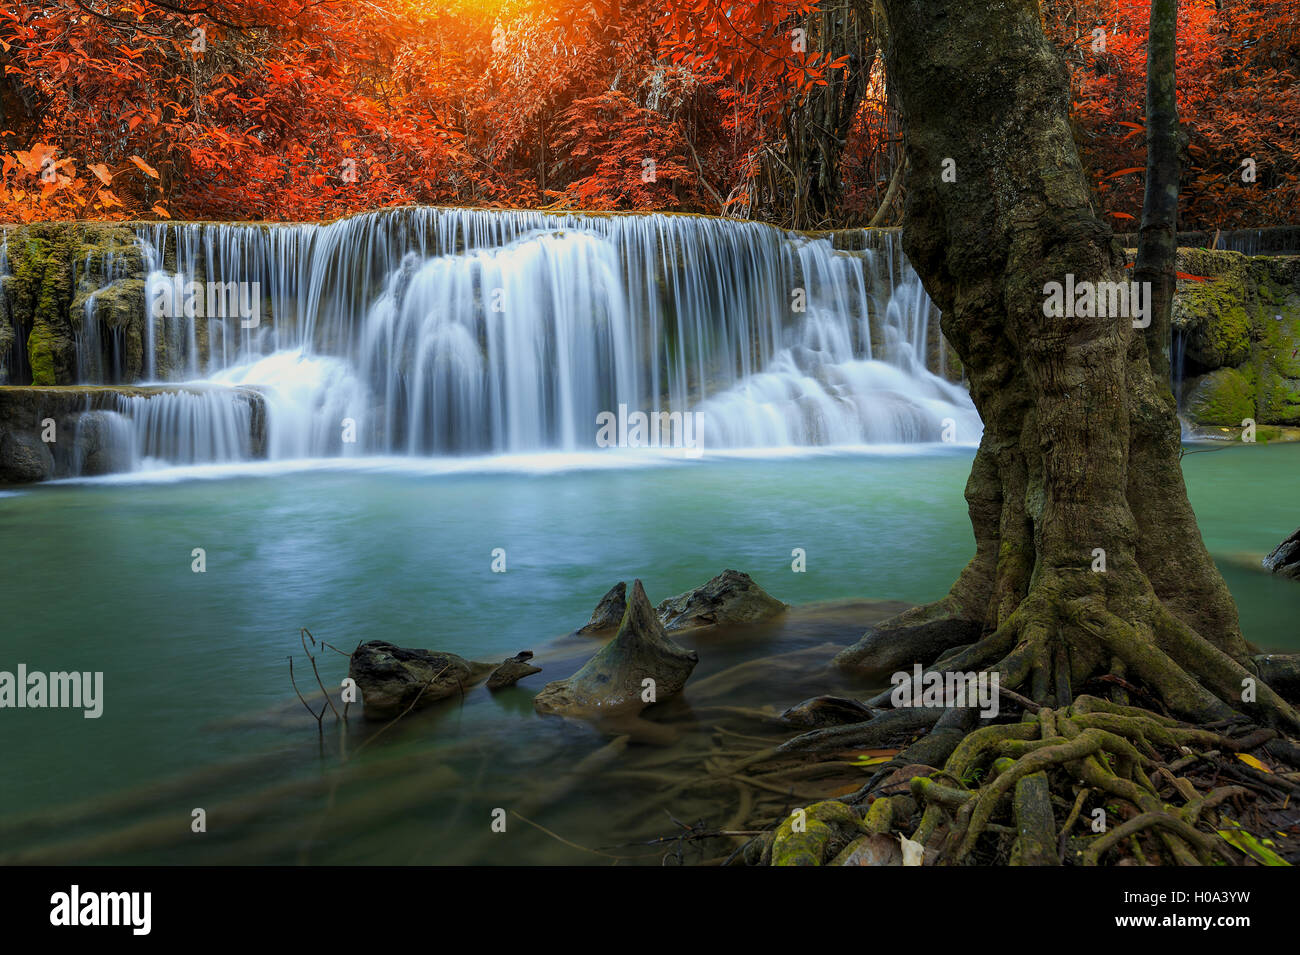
[[151, 203, 171, 219], [88, 163, 112, 185], [129, 155, 160, 179]]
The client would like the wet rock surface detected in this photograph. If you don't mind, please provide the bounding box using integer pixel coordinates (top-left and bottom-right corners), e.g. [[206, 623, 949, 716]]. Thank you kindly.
[[349, 640, 496, 720], [534, 580, 698, 718], [655, 569, 787, 632], [576, 582, 627, 635], [487, 651, 542, 690], [1264, 527, 1300, 579]]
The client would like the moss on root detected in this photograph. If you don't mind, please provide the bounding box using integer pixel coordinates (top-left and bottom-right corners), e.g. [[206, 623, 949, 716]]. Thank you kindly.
[[733, 691, 1296, 866]]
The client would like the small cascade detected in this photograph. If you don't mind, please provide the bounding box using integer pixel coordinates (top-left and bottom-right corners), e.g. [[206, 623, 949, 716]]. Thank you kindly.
[[75, 244, 130, 383], [110, 388, 258, 467], [44, 208, 981, 473], [208, 351, 366, 460], [0, 232, 13, 386], [68, 410, 136, 475]]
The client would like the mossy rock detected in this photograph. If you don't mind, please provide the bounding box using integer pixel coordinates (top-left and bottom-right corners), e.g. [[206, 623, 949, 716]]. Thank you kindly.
[[1, 223, 141, 385], [1255, 366, 1300, 426], [1184, 367, 1256, 426], [1172, 255, 1253, 372], [69, 279, 149, 382]]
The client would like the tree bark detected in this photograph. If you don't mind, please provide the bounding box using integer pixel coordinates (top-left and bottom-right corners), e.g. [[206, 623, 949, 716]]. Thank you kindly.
[[834, 0, 1298, 731], [1133, 0, 1181, 382]]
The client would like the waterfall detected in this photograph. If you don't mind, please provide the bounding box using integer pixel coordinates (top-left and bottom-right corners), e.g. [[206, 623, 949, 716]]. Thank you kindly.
[[76, 244, 134, 383], [58, 208, 980, 472], [111, 388, 257, 467]]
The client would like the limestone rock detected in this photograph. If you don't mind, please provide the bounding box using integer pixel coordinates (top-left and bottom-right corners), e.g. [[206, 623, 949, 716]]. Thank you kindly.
[[486, 651, 542, 691], [0, 427, 54, 483], [576, 582, 626, 635], [1264, 527, 1300, 579], [655, 569, 786, 632], [1254, 652, 1300, 700], [534, 580, 698, 718], [349, 640, 495, 720]]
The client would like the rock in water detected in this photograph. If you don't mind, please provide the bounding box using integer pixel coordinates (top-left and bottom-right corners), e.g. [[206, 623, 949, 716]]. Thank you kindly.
[[1264, 528, 1300, 579], [780, 695, 875, 728], [534, 580, 698, 718], [576, 582, 627, 635], [655, 570, 787, 632], [349, 640, 495, 720], [487, 651, 543, 691], [1254, 653, 1300, 699]]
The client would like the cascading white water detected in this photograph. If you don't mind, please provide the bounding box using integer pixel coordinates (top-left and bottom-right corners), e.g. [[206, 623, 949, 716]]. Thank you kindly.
[[66, 208, 980, 470], [111, 388, 256, 467], [76, 245, 134, 383]]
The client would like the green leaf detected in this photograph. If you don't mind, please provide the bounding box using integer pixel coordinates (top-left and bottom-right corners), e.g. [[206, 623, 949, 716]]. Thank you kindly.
[[1218, 821, 1291, 866]]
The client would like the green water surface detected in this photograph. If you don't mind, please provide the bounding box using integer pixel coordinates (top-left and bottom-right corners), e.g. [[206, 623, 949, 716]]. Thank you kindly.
[[0, 443, 1296, 862]]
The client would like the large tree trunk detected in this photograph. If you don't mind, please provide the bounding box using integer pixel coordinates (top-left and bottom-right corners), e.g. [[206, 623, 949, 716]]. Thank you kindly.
[[833, 0, 1298, 732]]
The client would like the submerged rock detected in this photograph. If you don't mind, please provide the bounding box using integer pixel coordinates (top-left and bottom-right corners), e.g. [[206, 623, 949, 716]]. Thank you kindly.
[[534, 580, 698, 718], [655, 569, 787, 632], [576, 582, 627, 635], [780, 695, 874, 729], [487, 651, 542, 691], [1255, 653, 1300, 700], [349, 640, 495, 720], [1264, 528, 1300, 579]]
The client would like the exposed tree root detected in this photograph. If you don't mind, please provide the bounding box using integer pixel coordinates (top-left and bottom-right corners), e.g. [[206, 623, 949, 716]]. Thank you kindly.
[[730, 578, 1300, 865]]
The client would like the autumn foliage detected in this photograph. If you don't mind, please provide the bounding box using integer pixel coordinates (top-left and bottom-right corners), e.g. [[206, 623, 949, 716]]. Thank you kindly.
[[0, 0, 1295, 228], [1045, 0, 1300, 230]]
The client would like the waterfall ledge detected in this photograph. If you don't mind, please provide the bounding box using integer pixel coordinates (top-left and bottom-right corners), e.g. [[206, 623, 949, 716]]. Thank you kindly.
[[0, 385, 267, 483]]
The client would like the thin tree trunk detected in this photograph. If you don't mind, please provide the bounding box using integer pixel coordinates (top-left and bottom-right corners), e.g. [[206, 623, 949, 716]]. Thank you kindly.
[[1133, 0, 1180, 382], [867, 156, 905, 227]]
